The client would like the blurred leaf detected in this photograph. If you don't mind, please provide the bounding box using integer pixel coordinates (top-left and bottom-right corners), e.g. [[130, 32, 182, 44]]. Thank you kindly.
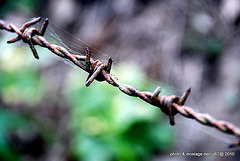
[[0, 0, 38, 15], [0, 43, 43, 105], [65, 62, 175, 161], [0, 107, 28, 161], [72, 135, 113, 161], [206, 37, 222, 58], [0, 69, 42, 105], [183, 33, 223, 58]]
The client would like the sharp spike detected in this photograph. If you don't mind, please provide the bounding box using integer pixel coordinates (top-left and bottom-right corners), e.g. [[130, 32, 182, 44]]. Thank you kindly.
[[28, 40, 39, 59], [85, 47, 91, 72], [86, 64, 105, 87], [105, 57, 112, 73], [40, 18, 49, 36], [152, 86, 161, 97], [179, 87, 191, 105]]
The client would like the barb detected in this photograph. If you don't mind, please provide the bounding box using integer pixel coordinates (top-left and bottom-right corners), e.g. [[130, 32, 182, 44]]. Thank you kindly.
[[0, 17, 240, 148]]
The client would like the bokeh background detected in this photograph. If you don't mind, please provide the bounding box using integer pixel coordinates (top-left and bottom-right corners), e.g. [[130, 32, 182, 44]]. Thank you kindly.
[[0, 0, 240, 161]]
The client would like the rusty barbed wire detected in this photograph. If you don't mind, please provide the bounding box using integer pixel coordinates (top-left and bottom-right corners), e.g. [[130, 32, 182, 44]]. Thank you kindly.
[[0, 17, 240, 148]]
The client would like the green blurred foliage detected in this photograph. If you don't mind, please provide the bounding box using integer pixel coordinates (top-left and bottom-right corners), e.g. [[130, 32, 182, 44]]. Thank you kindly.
[[0, 107, 28, 161], [183, 33, 223, 58], [0, 40, 43, 105], [0, 37, 175, 161], [65, 63, 175, 161], [0, 0, 38, 16], [0, 40, 45, 160]]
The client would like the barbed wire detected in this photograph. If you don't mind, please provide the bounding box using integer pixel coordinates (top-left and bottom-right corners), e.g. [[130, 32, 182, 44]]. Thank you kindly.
[[0, 17, 240, 148]]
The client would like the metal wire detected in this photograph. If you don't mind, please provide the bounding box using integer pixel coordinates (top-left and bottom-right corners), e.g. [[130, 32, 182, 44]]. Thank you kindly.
[[1, 17, 240, 148]]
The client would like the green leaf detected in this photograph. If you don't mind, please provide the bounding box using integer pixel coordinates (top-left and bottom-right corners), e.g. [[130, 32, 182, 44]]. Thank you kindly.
[[0, 107, 28, 161], [65, 63, 175, 161]]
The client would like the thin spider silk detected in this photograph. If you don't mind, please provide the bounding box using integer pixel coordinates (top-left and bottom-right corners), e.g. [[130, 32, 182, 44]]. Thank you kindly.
[[47, 19, 181, 95], [43, 18, 240, 151], [0, 16, 239, 152], [46, 20, 110, 64]]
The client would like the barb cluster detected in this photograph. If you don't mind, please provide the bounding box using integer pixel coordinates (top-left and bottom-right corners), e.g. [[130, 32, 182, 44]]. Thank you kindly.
[[1, 17, 240, 148]]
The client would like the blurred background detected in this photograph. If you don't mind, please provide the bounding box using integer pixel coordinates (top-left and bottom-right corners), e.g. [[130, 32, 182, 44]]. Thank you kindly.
[[0, 0, 240, 161]]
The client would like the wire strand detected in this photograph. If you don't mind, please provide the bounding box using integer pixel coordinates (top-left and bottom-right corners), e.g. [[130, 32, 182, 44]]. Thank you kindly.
[[0, 17, 240, 148]]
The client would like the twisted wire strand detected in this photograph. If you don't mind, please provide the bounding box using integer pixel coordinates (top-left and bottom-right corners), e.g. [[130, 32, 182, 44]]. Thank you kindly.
[[0, 17, 240, 148]]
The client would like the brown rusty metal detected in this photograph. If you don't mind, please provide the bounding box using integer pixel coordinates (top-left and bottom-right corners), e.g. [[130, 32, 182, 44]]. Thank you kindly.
[[1, 17, 240, 148]]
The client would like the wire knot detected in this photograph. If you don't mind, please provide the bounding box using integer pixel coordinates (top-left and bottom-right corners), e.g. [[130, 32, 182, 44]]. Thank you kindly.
[[6, 17, 49, 59], [1, 17, 240, 148], [150, 87, 191, 126], [85, 47, 113, 86]]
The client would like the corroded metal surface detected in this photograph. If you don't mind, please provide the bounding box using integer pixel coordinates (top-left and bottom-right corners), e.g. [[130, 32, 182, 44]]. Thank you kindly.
[[1, 17, 239, 148]]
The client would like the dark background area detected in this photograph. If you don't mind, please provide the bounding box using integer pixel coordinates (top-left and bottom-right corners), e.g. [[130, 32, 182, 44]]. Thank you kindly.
[[0, 0, 240, 161]]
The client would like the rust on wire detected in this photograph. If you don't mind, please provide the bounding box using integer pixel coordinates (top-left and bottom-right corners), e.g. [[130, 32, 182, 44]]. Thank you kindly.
[[0, 17, 240, 148]]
